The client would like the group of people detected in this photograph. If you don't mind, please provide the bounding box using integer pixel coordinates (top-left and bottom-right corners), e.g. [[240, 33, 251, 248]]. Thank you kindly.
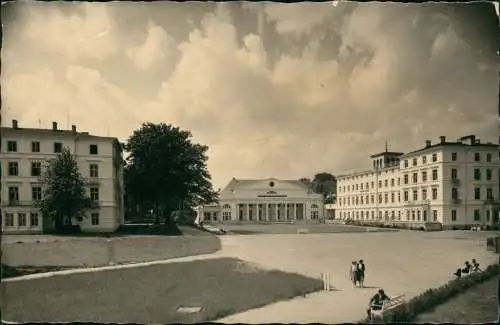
[[453, 258, 481, 279], [349, 259, 366, 288]]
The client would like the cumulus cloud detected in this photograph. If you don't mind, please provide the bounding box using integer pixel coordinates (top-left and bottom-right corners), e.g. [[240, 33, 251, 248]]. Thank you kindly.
[[2, 2, 498, 187], [126, 21, 177, 70], [264, 2, 337, 35], [21, 2, 120, 61]]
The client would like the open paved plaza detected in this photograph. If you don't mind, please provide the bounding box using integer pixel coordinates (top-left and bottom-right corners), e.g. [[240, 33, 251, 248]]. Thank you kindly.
[[2, 229, 498, 323], [213, 230, 498, 323]]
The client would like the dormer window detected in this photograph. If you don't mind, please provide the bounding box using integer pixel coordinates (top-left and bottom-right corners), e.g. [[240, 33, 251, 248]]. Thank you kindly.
[[269, 181, 275, 187]]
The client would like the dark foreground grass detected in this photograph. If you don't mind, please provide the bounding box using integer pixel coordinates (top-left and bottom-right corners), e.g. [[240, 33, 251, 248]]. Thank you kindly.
[[2, 257, 323, 323], [415, 276, 498, 324]]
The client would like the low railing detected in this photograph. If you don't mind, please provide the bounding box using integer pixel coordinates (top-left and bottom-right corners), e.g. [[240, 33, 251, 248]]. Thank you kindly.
[[452, 198, 462, 204], [450, 178, 461, 186]]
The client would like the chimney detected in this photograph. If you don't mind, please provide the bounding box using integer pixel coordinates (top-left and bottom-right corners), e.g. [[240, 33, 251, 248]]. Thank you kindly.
[[12, 120, 18, 129], [470, 135, 476, 144], [425, 140, 431, 148], [52, 121, 58, 130], [71, 125, 77, 132], [475, 139, 481, 144], [439, 136, 446, 144]]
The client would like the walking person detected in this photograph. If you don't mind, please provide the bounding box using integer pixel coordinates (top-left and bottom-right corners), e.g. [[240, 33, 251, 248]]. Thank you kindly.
[[350, 261, 359, 287], [358, 259, 366, 288]]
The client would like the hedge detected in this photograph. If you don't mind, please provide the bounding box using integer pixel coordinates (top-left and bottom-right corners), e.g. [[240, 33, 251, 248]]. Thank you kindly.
[[349, 221, 500, 231], [360, 263, 500, 323], [1, 264, 23, 279]]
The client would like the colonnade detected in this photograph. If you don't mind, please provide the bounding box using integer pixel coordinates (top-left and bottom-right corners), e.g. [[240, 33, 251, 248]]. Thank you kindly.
[[234, 202, 306, 222]]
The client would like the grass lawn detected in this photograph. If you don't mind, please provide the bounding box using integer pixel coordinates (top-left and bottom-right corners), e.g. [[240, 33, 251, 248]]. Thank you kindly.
[[2, 228, 221, 268], [415, 276, 499, 324], [43, 223, 185, 237], [210, 223, 398, 235], [2, 257, 323, 323]]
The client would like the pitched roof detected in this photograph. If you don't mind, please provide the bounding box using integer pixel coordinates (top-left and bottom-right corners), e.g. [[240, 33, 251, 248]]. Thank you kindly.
[[222, 177, 313, 192], [402, 141, 499, 157], [1, 126, 122, 149]]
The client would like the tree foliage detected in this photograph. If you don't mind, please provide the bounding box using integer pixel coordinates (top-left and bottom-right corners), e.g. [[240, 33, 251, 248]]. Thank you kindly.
[[300, 173, 337, 203], [36, 148, 95, 232], [124, 122, 218, 224]]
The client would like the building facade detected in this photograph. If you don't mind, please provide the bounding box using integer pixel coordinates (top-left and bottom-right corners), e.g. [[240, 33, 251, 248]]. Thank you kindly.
[[1, 120, 125, 233], [198, 178, 324, 223], [335, 135, 500, 229]]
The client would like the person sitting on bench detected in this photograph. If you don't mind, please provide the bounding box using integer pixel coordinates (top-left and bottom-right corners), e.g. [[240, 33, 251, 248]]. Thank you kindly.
[[367, 289, 390, 318], [453, 268, 462, 279], [471, 259, 481, 272], [462, 261, 471, 274]]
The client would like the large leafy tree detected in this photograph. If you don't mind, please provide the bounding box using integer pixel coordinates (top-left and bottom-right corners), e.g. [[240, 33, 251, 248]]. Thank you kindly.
[[301, 173, 337, 203], [125, 122, 218, 224], [312, 173, 337, 201], [36, 148, 95, 232]]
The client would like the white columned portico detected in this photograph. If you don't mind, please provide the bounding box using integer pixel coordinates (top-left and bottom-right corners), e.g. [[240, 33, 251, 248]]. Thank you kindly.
[[215, 178, 325, 225]]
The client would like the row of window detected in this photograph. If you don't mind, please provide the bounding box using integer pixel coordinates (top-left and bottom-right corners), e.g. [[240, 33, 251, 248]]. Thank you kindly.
[[221, 211, 316, 221], [339, 186, 495, 206], [7, 186, 100, 202], [7, 161, 100, 178], [403, 152, 495, 168], [3, 212, 40, 227], [340, 208, 490, 222], [340, 167, 497, 193], [6, 141, 99, 155], [3, 212, 100, 227], [221, 203, 315, 209]]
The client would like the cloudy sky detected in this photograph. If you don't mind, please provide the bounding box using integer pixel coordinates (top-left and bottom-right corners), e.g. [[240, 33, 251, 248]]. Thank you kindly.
[[2, 1, 499, 188]]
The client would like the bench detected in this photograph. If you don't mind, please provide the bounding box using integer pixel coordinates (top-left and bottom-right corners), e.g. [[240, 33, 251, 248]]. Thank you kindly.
[[370, 294, 406, 320]]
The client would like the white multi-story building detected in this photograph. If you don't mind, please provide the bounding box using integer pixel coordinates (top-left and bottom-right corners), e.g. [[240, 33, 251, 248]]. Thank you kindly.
[[1, 120, 125, 233], [335, 135, 500, 229], [198, 178, 324, 223]]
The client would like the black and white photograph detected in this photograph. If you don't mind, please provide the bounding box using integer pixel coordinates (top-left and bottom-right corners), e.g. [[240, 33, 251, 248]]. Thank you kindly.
[[1, 1, 500, 324]]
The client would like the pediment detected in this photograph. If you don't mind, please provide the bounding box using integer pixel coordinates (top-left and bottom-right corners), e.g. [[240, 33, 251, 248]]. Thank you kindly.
[[222, 178, 312, 194]]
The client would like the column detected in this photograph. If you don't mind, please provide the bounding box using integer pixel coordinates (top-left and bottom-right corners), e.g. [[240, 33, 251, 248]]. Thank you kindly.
[[294, 203, 297, 221], [246, 204, 250, 222], [303, 203, 307, 221], [285, 203, 288, 221], [266, 203, 269, 222]]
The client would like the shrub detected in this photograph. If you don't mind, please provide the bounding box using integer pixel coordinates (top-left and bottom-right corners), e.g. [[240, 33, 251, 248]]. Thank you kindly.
[[360, 263, 500, 323], [1, 264, 23, 279]]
